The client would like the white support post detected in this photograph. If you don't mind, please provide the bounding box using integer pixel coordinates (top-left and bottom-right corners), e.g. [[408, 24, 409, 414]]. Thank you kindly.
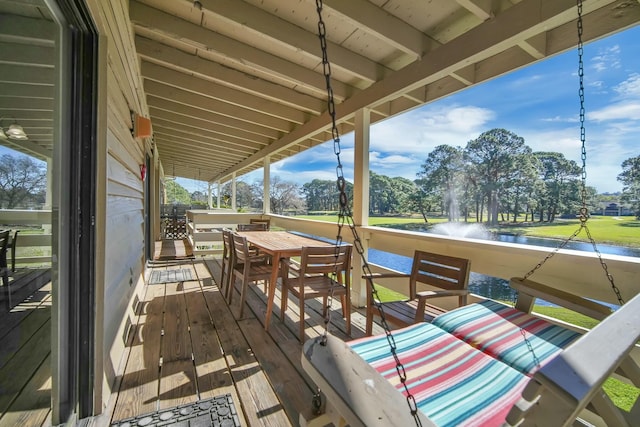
[[207, 182, 212, 209], [352, 108, 371, 307], [44, 158, 53, 233], [231, 173, 237, 211], [263, 156, 271, 214], [217, 182, 221, 208]]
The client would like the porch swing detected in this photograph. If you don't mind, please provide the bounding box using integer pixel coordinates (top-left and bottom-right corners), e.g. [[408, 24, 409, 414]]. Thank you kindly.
[[301, 1, 640, 426]]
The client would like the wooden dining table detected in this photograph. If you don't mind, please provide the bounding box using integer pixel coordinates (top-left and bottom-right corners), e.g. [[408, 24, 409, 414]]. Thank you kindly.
[[236, 230, 334, 330]]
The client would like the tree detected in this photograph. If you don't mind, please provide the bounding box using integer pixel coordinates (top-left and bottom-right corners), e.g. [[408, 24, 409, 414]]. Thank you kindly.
[[464, 129, 530, 225], [416, 145, 464, 220], [534, 152, 581, 222], [617, 155, 640, 218], [0, 154, 47, 208], [164, 179, 191, 204], [265, 176, 304, 214], [219, 181, 261, 210]]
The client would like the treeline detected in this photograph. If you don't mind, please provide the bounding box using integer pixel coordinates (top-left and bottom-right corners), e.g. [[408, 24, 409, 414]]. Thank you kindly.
[[303, 128, 639, 224], [164, 127, 640, 222]]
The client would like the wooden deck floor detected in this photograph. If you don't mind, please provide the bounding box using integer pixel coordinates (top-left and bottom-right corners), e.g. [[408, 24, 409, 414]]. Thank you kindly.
[[108, 257, 381, 427], [0, 269, 53, 427], [0, 253, 383, 427]]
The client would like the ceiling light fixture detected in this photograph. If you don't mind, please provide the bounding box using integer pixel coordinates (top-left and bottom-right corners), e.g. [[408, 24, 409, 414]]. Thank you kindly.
[[0, 119, 29, 141], [6, 124, 28, 140]]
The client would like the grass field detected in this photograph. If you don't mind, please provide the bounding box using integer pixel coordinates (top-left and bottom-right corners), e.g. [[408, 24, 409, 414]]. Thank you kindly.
[[297, 214, 640, 248]]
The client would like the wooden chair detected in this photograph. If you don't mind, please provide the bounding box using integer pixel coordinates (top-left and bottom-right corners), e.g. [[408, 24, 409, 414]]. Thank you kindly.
[[229, 233, 273, 318], [10, 230, 19, 272], [220, 229, 234, 299], [0, 230, 9, 287], [249, 218, 270, 231], [237, 222, 268, 231], [365, 250, 470, 335], [281, 245, 353, 342]]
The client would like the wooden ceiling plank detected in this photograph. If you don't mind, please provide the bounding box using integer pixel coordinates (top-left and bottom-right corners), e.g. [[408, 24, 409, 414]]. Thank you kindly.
[[0, 42, 55, 67], [147, 96, 282, 140], [152, 125, 259, 156], [0, 64, 54, 85], [0, 13, 56, 46], [198, 0, 385, 83], [129, 0, 352, 100], [144, 80, 293, 132], [141, 61, 308, 124], [0, 97, 53, 110], [135, 36, 325, 114], [155, 145, 237, 166], [149, 107, 272, 149], [0, 82, 54, 99]]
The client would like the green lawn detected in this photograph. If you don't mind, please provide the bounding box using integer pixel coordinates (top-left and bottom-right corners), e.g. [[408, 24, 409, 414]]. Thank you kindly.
[[296, 214, 640, 248]]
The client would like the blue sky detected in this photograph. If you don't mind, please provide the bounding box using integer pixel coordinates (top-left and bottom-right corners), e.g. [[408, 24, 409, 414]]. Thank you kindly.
[[194, 23, 639, 195]]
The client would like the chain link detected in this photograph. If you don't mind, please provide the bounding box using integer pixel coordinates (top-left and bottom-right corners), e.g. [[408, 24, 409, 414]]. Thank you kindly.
[[315, 1, 422, 424], [522, 0, 624, 306]]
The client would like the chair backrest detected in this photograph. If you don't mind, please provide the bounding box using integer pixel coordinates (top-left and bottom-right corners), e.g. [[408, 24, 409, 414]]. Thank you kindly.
[[237, 222, 268, 231], [0, 230, 9, 270], [408, 250, 470, 299], [231, 232, 252, 262], [249, 218, 270, 231], [299, 245, 352, 285], [222, 229, 233, 260]]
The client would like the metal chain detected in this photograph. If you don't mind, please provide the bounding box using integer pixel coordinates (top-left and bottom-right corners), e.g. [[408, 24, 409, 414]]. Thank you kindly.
[[315, 1, 422, 424], [522, 0, 624, 306]]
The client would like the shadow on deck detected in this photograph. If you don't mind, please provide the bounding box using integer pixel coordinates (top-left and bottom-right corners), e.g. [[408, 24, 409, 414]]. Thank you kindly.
[[106, 257, 379, 427]]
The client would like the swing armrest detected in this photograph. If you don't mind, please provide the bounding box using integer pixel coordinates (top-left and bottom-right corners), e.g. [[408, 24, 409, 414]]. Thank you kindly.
[[510, 277, 613, 320]]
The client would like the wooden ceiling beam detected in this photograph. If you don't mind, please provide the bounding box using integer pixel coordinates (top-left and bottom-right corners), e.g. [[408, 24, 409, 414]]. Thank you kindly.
[[323, 0, 436, 60]]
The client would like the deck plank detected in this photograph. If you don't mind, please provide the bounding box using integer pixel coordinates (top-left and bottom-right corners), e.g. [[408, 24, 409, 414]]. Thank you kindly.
[[0, 354, 51, 427], [0, 317, 51, 415], [158, 266, 198, 410], [110, 281, 165, 421], [200, 260, 292, 426]]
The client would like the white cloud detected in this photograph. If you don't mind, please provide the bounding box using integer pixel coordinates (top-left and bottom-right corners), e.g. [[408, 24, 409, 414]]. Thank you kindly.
[[591, 45, 621, 72], [613, 73, 640, 98], [588, 102, 640, 122]]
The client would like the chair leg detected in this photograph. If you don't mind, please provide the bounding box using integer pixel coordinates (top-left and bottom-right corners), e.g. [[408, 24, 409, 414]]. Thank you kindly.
[[365, 307, 373, 336], [343, 295, 351, 337], [299, 299, 305, 342], [239, 277, 249, 318], [280, 284, 289, 320], [227, 274, 235, 304]]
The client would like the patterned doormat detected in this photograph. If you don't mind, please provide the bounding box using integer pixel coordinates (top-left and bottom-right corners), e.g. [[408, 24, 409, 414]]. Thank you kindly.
[[111, 395, 240, 427], [148, 268, 194, 284]]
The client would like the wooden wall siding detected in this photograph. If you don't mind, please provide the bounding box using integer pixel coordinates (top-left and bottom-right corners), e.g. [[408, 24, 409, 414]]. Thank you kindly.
[[85, 0, 152, 411]]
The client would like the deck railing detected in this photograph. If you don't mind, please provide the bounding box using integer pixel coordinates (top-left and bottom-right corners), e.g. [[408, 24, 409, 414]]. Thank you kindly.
[[0, 209, 52, 267], [184, 211, 640, 308]]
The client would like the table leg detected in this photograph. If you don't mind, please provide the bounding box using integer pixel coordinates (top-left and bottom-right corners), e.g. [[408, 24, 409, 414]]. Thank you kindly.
[[264, 251, 281, 330]]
